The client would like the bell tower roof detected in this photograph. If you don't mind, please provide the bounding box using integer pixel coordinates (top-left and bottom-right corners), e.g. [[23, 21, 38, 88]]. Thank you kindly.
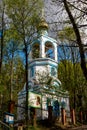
[[37, 18, 48, 30], [37, 17, 48, 36], [37, 8, 48, 35]]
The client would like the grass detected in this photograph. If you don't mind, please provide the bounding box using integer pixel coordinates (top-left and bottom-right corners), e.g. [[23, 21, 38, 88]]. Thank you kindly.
[[25, 122, 66, 130], [28, 126, 49, 130]]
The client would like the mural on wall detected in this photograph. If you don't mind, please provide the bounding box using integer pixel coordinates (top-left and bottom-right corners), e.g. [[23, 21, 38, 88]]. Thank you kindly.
[[28, 92, 41, 108]]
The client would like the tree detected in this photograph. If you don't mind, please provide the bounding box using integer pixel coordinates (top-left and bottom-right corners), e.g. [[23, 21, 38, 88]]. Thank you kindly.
[[0, 0, 5, 73], [58, 60, 87, 112], [63, 0, 87, 80], [58, 43, 87, 119], [4, 39, 24, 100], [50, 0, 87, 80], [58, 26, 76, 42], [5, 0, 43, 126], [0, 38, 25, 115], [58, 25, 87, 116]]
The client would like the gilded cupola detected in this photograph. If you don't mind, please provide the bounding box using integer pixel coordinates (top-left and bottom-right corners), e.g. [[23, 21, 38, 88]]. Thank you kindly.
[[37, 18, 48, 30]]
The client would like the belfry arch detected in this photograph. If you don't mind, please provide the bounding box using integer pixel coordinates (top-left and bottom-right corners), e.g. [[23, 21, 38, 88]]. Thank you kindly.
[[45, 41, 55, 60], [32, 43, 40, 59]]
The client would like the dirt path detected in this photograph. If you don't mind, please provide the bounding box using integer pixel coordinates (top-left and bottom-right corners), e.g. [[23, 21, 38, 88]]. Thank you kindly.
[[67, 125, 87, 130]]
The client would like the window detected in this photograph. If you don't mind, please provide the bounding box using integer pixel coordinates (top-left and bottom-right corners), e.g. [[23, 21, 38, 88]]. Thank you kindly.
[[45, 42, 54, 59], [32, 43, 40, 59]]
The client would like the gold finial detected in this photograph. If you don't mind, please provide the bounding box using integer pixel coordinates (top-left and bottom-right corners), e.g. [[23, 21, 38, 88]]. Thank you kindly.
[[41, 8, 45, 19], [37, 8, 48, 30]]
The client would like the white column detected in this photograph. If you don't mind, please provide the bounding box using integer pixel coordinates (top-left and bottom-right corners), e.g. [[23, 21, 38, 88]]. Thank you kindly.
[[40, 37, 45, 58], [54, 44, 58, 62]]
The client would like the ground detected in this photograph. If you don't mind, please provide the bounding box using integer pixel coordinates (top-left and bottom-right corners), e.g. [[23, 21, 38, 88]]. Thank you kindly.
[[28, 125, 87, 130], [1, 124, 87, 130], [66, 125, 87, 130], [26, 119, 87, 130]]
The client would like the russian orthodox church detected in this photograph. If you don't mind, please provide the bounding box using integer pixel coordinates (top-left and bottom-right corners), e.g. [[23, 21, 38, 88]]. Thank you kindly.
[[17, 17, 70, 121]]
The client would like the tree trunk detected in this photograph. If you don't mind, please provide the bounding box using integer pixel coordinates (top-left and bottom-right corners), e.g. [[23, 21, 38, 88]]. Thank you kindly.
[[24, 41, 29, 128], [0, 5, 4, 73], [63, 0, 87, 80]]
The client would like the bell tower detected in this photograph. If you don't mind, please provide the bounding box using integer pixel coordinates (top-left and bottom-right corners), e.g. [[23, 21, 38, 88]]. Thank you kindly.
[[28, 17, 59, 89]]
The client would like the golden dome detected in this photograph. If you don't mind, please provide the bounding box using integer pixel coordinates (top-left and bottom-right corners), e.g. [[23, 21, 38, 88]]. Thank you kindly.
[[37, 18, 48, 30]]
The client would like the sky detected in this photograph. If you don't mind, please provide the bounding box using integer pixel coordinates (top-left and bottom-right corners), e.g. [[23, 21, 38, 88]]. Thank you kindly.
[[44, 0, 87, 45]]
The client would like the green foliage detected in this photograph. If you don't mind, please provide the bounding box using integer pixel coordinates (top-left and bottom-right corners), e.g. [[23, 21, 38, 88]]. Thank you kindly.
[[5, 26, 21, 43], [0, 75, 6, 92], [5, 0, 43, 40], [58, 60, 87, 111], [58, 26, 76, 42], [0, 56, 25, 114], [0, 0, 44, 118]]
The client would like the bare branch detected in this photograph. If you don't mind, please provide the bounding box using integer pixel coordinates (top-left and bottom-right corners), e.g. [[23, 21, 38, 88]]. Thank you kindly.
[[67, 1, 87, 14]]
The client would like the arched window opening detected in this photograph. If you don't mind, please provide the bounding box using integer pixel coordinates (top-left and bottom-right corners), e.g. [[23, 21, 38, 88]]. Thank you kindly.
[[32, 43, 40, 59], [45, 42, 54, 59]]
